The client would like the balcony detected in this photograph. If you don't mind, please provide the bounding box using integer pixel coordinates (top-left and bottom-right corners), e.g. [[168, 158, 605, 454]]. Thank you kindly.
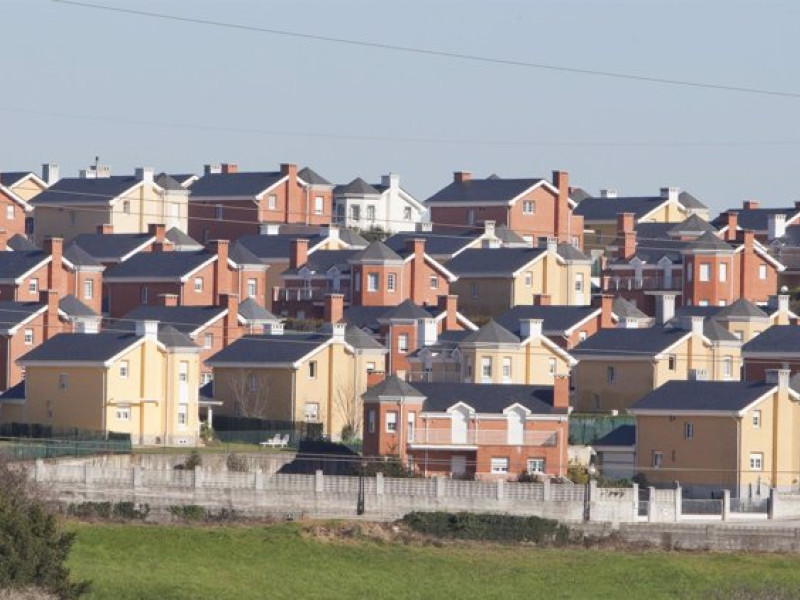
[[602, 275, 682, 292], [272, 287, 350, 303], [407, 428, 557, 448]]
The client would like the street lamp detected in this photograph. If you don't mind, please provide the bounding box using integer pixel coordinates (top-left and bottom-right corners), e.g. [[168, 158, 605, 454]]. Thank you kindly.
[[583, 463, 597, 522], [356, 459, 367, 516]]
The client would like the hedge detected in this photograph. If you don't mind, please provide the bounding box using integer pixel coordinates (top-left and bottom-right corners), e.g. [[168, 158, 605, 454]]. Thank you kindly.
[[402, 512, 570, 545]]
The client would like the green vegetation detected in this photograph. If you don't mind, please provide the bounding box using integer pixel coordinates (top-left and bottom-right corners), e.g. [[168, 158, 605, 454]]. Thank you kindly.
[[403, 512, 569, 544], [68, 522, 800, 600]]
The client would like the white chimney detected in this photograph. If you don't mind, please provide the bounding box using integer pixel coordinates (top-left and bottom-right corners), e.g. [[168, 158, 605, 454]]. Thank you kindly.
[[135, 320, 159, 341], [330, 322, 346, 343], [259, 223, 281, 236], [418, 221, 433, 233], [519, 319, 543, 340], [266, 322, 284, 336], [660, 187, 680, 202], [599, 189, 618, 199], [620, 317, 639, 329], [381, 173, 400, 190], [41, 163, 60, 186], [204, 164, 222, 175], [324, 225, 340, 241], [95, 165, 111, 178], [74, 319, 99, 334], [135, 167, 154, 184], [418, 318, 438, 347], [690, 316, 704, 337], [655, 294, 676, 325], [768, 213, 787, 241], [483, 220, 496, 237], [766, 368, 790, 391], [546, 237, 558, 254]]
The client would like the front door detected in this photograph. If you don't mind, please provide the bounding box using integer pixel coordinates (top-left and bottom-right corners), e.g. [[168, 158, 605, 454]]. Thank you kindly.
[[451, 455, 467, 476]]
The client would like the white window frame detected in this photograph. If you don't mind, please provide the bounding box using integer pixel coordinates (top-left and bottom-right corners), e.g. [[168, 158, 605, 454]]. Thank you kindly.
[[309, 360, 317, 379], [304, 402, 320, 422], [490, 457, 509, 474], [28, 278, 38, 294], [83, 278, 94, 300], [579, 331, 588, 342], [719, 262, 728, 283], [387, 273, 396, 293], [527, 458, 545, 474], [6, 205, 13, 221], [652, 451, 663, 468], [753, 410, 761, 429], [367, 273, 379, 292], [430, 275, 439, 289], [194, 277, 204, 293], [247, 278, 257, 298], [122, 200, 131, 215], [668, 354, 677, 371], [398, 334, 409, 354], [758, 264, 767, 280], [722, 356, 733, 379], [23, 328, 33, 345], [481, 357, 492, 382], [177, 403, 188, 428], [502, 357, 512, 382], [314, 196, 324, 215], [403, 207, 412, 221], [524, 272, 533, 288], [119, 360, 129, 378], [750, 452, 763, 471], [268, 194, 277, 210], [204, 333, 213, 349], [699, 263, 711, 282], [386, 411, 398, 433], [115, 406, 131, 421], [366, 205, 376, 222]]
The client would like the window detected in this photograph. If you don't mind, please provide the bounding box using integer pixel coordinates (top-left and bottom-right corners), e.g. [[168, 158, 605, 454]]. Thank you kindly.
[[490, 457, 509, 474], [607, 366, 615, 384], [248, 373, 257, 392], [215, 205, 223, 221], [522, 200, 535, 214], [351, 205, 361, 221], [750, 452, 763, 471], [84, 279, 94, 300], [403, 207, 412, 221], [119, 360, 129, 378], [387, 273, 396, 292], [177, 403, 188, 427], [58, 373, 69, 391], [502, 357, 512, 382], [753, 410, 761, 428], [668, 354, 676, 371], [366, 273, 379, 292], [366, 205, 376, 222], [204, 333, 213, 349], [466, 362, 473, 378], [481, 357, 492, 381], [367, 409, 376, 434], [524, 272, 533, 287], [314, 196, 324, 215], [122, 200, 130, 215], [527, 458, 545, 474], [684, 422, 694, 440], [140, 286, 149, 304], [386, 411, 398, 433], [686, 263, 693, 282], [652, 451, 663, 468], [579, 331, 588, 342], [407, 412, 416, 442], [23, 328, 33, 345], [698, 300, 709, 307], [699, 263, 710, 282], [548, 358, 556, 376], [471, 282, 479, 298], [718, 300, 727, 307], [28, 278, 38, 294], [366, 361, 376, 373], [115, 407, 131, 421], [194, 277, 204, 292], [247, 278, 257, 297], [398, 334, 409, 353], [722, 356, 733, 379], [305, 403, 320, 422], [758, 264, 767, 280], [268, 194, 277, 210], [179, 361, 189, 383], [719, 262, 728, 282], [467, 209, 475, 225], [309, 360, 317, 379], [430, 275, 439, 289], [6, 205, 13, 221]]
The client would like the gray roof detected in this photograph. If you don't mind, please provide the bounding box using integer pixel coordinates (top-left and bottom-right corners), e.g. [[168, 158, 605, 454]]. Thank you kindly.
[[229, 242, 263, 266], [0, 251, 49, 281], [668, 214, 715, 236], [672, 305, 723, 320], [120, 305, 226, 334], [0, 301, 44, 330], [384, 231, 478, 259], [104, 251, 213, 280], [461, 320, 519, 345], [496, 305, 599, 336], [703, 319, 739, 342], [0, 380, 25, 400], [426, 177, 545, 204], [684, 230, 734, 253], [189, 171, 284, 198], [743, 326, 800, 354], [494, 225, 527, 245], [238, 298, 279, 322], [631, 380, 775, 412], [573, 196, 666, 221], [342, 305, 397, 332], [338, 228, 369, 248], [712, 207, 800, 232], [284, 249, 359, 275], [714, 298, 769, 320], [334, 177, 380, 196], [165, 227, 202, 250], [8, 235, 37, 251], [593, 424, 636, 447], [0, 172, 34, 188], [362, 375, 425, 401], [206, 333, 331, 365], [445, 247, 546, 276], [31, 175, 141, 205], [569, 187, 592, 203], [236, 232, 328, 260], [297, 167, 331, 186], [64, 243, 103, 267], [572, 327, 688, 357], [72, 232, 153, 262], [157, 324, 198, 348], [199, 381, 214, 403], [59, 294, 98, 318], [154, 173, 184, 191], [20, 331, 143, 362], [378, 300, 431, 322], [345, 325, 385, 351], [413, 381, 561, 415], [556, 243, 590, 262], [351, 241, 402, 262], [612, 297, 649, 320], [678, 191, 707, 210]]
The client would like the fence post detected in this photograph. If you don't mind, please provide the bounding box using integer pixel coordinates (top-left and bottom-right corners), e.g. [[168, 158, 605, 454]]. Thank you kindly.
[[496, 479, 505, 501], [315, 469, 324, 493], [254, 469, 264, 491], [34, 459, 45, 483], [194, 466, 203, 489], [674, 485, 682, 522], [647, 486, 656, 522], [769, 488, 776, 520], [83, 463, 93, 486], [132, 466, 142, 490], [376, 472, 384, 496], [543, 477, 551, 501], [632, 482, 639, 517], [722, 489, 731, 521], [435, 476, 444, 498]]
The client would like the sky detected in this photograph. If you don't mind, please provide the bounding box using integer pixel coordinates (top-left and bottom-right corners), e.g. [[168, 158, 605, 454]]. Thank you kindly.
[[2, 0, 799, 215]]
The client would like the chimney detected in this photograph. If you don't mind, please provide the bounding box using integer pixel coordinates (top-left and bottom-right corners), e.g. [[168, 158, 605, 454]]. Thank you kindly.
[[690, 316, 704, 337], [134, 167, 154, 184], [41, 163, 60, 186], [97, 223, 114, 235], [324, 293, 344, 324], [418, 221, 433, 233], [768, 213, 787, 241], [655, 293, 676, 325], [621, 317, 640, 329], [95, 165, 111, 178], [553, 375, 570, 410], [135, 320, 159, 341], [206, 240, 230, 301], [546, 237, 558, 254], [660, 187, 680, 202], [221, 163, 238, 174], [766, 368, 791, 392], [724, 211, 739, 241], [323, 225, 340, 241], [280, 163, 298, 180], [266, 322, 284, 336], [519, 318, 543, 340], [158, 293, 179, 307], [453, 171, 472, 183], [405, 238, 426, 259], [39, 289, 60, 340], [552, 170, 570, 242], [617, 213, 636, 260], [381, 173, 400, 189], [600, 294, 615, 329], [43, 237, 64, 292], [743, 230, 755, 253], [483, 220, 496, 237], [330, 322, 346, 343], [289, 238, 309, 269], [259, 223, 281, 236], [533, 294, 551, 306], [599, 189, 618, 199], [204, 164, 222, 175], [148, 223, 166, 243], [220, 293, 241, 345], [744, 200, 760, 210], [418, 318, 438, 347], [768, 294, 790, 316], [437, 295, 459, 331]]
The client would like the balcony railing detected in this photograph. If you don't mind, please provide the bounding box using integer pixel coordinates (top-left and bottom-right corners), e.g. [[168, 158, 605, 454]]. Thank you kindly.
[[601, 275, 682, 292], [272, 287, 350, 303], [407, 428, 557, 447]]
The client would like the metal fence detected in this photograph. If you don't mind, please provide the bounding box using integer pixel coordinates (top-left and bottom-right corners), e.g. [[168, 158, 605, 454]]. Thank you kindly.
[[731, 497, 770, 514], [681, 499, 723, 515], [0, 437, 132, 461]]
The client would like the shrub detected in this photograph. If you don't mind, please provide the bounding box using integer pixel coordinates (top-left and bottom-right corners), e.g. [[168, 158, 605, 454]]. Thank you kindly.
[[67, 502, 149, 521], [226, 453, 249, 472], [402, 512, 570, 545], [169, 505, 206, 521], [183, 451, 202, 471]]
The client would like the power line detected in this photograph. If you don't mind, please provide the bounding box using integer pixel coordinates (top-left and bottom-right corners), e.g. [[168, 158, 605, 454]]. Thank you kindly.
[[51, 0, 800, 101]]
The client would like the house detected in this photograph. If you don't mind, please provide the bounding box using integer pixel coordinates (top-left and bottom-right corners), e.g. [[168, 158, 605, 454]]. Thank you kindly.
[[333, 173, 427, 233], [0, 169, 47, 236], [592, 425, 636, 481], [30, 165, 189, 244], [425, 170, 583, 247], [742, 325, 800, 381], [187, 163, 334, 242], [629, 372, 800, 496], [575, 186, 707, 248], [446, 241, 592, 319], [1, 321, 202, 446], [70, 223, 174, 266], [361, 375, 570, 480], [206, 322, 387, 440], [571, 317, 742, 412], [712, 200, 800, 244]]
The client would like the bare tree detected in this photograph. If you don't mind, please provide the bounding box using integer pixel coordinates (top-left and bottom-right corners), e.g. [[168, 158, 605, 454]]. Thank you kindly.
[[226, 369, 271, 418], [332, 379, 361, 440]]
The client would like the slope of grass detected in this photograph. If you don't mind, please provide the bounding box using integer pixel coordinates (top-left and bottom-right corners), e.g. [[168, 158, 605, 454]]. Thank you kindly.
[[68, 522, 800, 600]]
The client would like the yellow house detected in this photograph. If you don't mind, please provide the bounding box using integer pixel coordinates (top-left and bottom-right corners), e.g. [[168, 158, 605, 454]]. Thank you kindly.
[[572, 317, 742, 412], [629, 371, 800, 496], [446, 241, 592, 319], [2, 321, 201, 445], [30, 166, 189, 244], [206, 323, 387, 440]]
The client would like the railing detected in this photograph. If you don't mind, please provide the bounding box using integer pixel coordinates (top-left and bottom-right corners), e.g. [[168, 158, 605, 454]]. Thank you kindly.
[[601, 275, 682, 292], [406, 371, 464, 384], [272, 287, 340, 303], [407, 429, 557, 447], [731, 497, 770, 514], [681, 498, 723, 515]]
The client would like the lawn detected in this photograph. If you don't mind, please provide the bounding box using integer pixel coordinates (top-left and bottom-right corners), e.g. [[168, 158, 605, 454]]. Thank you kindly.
[[67, 522, 800, 599]]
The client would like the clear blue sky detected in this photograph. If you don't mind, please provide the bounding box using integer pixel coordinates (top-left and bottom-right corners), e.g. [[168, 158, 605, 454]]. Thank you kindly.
[[2, 0, 799, 214]]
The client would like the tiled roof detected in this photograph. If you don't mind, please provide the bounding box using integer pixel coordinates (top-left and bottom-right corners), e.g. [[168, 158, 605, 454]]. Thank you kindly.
[[678, 191, 707, 209], [0, 251, 48, 281], [743, 326, 800, 354], [345, 325, 385, 351], [238, 298, 279, 322], [7, 235, 37, 251], [461, 320, 519, 345], [284, 249, 359, 275], [165, 227, 202, 250], [334, 177, 380, 196], [413, 381, 559, 414], [573, 196, 666, 220], [684, 230, 734, 252], [154, 173, 184, 191], [59, 295, 98, 318], [426, 178, 544, 204], [0, 301, 44, 329], [206, 333, 331, 365], [703, 319, 739, 342], [572, 327, 688, 357], [342, 306, 395, 332], [569, 187, 592, 203], [297, 167, 331, 186], [199, 381, 214, 403], [384, 232, 478, 258], [104, 251, 213, 280], [714, 298, 769, 320], [0, 380, 25, 400], [496, 305, 599, 336], [445, 247, 546, 276], [557, 243, 590, 262], [189, 171, 285, 198], [63, 243, 103, 267], [72, 233, 153, 261], [157, 324, 198, 348], [236, 233, 327, 260], [668, 214, 715, 236], [612, 297, 649, 320], [0, 172, 34, 188], [19, 332, 142, 362], [31, 176, 141, 205], [229, 242, 264, 266], [630, 380, 775, 412], [351, 241, 402, 262], [379, 300, 431, 321]]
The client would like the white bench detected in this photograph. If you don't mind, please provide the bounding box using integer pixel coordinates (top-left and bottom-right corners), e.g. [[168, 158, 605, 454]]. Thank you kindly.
[[259, 434, 289, 449]]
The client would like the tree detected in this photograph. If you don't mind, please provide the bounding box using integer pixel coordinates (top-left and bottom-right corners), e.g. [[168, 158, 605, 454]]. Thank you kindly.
[[332, 380, 361, 441], [226, 369, 271, 418], [0, 455, 90, 599]]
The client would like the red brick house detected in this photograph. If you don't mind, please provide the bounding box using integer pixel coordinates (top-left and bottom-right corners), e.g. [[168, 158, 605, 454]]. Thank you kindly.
[[187, 163, 334, 243], [0, 171, 43, 237], [425, 170, 583, 248], [362, 375, 569, 479]]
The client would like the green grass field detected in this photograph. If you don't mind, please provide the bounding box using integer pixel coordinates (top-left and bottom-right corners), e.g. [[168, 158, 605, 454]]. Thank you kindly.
[[66, 522, 800, 599]]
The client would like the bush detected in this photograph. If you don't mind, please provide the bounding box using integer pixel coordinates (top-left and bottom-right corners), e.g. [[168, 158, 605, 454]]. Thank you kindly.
[[0, 457, 90, 598], [169, 505, 207, 521], [66, 501, 149, 521], [226, 453, 248, 472], [402, 512, 570, 545], [183, 451, 202, 471]]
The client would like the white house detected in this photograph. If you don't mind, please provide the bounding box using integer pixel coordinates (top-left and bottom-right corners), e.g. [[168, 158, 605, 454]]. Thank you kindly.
[[333, 173, 427, 234]]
